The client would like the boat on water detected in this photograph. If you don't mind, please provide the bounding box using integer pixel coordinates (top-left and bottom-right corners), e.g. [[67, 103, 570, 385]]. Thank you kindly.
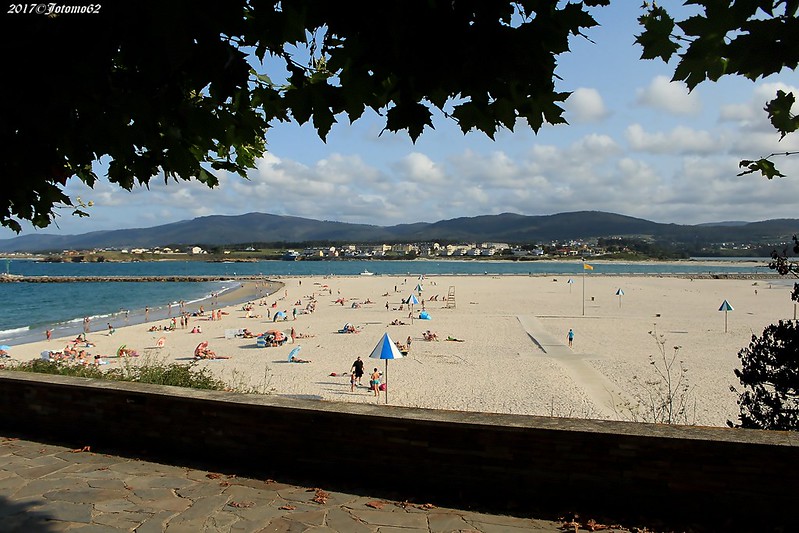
[[360, 270, 374, 276], [282, 250, 301, 261]]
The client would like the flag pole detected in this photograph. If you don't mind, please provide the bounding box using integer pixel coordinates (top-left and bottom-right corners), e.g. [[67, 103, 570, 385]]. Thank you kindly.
[[582, 263, 586, 316]]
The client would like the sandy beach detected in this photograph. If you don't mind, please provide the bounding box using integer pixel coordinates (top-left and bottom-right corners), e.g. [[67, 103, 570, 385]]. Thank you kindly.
[[7, 272, 794, 428]]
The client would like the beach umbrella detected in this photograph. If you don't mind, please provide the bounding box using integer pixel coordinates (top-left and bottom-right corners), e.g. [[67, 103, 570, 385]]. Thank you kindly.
[[369, 332, 404, 404], [288, 346, 301, 362], [407, 293, 420, 323], [567, 278, 574, 293], [415, 283, 423, 295], [616, 288, 624, 308], [719, 299, 734, 332]]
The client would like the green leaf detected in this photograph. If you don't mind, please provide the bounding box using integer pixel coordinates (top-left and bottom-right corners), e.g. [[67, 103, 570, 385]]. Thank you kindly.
[[636, 6, 680, 62], [765, 90, 799, 139], [197, 168, 220, 188], [738, 158, 786, 179]]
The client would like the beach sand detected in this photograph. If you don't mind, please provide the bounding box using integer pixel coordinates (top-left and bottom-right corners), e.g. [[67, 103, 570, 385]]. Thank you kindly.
[[7, 273, 794, 427]]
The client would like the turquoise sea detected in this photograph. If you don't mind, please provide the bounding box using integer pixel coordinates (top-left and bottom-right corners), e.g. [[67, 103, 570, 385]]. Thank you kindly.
[[0, 258, 774, 345]]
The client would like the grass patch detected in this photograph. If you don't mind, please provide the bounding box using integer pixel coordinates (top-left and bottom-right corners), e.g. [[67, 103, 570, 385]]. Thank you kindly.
[[5, 356, 231, 391]]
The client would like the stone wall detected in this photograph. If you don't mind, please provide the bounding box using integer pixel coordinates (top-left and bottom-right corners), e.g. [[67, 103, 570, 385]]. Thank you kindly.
[[1, 372, 796, 528]]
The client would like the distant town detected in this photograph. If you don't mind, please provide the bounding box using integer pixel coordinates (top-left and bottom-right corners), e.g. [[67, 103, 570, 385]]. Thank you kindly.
[[0, 236, 776, 262]]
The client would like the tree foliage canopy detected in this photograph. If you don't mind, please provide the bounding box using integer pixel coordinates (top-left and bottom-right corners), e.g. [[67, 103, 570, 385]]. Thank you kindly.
[[731, 320, 799, 430], [1, 0, 611, 232], [637, 0, 799, 179], [1, 0, 796, 232]]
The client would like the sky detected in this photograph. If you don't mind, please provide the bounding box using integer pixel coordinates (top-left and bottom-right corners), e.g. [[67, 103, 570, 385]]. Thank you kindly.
[[6, 2, 799, 238]]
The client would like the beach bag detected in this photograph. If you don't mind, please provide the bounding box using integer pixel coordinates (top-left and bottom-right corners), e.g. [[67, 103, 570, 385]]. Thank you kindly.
[[379, 383, 387, 391]]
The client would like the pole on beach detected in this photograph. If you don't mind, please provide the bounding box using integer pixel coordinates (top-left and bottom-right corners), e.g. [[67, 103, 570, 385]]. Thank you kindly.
[[385, 359, 389, 404], [582, 267, 585, 316]]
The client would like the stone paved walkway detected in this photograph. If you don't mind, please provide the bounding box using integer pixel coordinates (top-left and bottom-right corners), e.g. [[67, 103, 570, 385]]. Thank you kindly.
[[0, 436, 566, 532]]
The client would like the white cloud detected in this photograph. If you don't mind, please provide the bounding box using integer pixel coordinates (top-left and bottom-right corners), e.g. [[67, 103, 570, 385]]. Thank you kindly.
[[564, 88, 609, 123], [626, 124, 718, 154], [636, 75, 701, 115]]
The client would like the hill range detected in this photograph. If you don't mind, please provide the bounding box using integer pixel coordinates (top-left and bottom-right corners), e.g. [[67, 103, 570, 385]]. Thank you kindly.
[[0, 211, 797, 253]]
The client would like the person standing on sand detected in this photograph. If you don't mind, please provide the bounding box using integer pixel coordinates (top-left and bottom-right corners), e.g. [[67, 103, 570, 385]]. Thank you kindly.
[[371, 368, 381, 398], [351, 356, 365, 387], [567, 328, 574, 348], [145, 307, 149, 322], [45, 329, 52, 341]]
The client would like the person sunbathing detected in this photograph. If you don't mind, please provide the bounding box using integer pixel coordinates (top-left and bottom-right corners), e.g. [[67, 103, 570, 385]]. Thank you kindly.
[[295, 332, 315, 338], [242, 328, 255, 338], [446, 336, 465, 342], [423, 330, 439, 341], [289, 355, 312, 363]]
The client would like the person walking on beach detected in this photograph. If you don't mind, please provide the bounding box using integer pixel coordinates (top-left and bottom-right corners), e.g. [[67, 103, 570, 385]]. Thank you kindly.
[[351, 356, 364, 387], [567, 328, 574, 348], [45, 329, 52, 341]]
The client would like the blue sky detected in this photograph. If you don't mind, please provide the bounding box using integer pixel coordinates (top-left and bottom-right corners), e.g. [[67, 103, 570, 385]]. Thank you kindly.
[[5, 2, 799, 238]]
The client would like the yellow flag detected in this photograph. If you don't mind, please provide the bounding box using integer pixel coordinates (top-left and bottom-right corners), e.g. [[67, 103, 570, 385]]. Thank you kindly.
[[583, 263, 594, 270]]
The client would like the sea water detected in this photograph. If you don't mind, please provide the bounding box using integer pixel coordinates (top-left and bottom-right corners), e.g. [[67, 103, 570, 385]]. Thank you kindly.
[[0, 258, 772, 345]]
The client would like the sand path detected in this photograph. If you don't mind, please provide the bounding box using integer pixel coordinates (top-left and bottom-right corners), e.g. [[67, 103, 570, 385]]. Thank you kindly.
[[517, 314, 631, 418]]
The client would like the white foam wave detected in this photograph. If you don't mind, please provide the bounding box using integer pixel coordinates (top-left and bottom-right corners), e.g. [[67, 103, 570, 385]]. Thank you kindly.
[[0, 326, 30, 337]]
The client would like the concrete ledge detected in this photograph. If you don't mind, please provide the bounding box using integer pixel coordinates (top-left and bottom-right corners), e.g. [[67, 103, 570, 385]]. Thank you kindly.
[[1, 371, 796, 528]]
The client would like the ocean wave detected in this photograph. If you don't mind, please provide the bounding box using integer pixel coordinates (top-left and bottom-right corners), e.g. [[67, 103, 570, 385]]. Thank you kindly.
[[0, 326, 30, 338]]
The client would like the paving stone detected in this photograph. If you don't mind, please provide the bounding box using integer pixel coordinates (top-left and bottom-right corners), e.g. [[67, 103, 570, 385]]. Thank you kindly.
[[93, 510, 151, 529], [1, 513, 76, 532], [93, 497, 140, 513], [428, 511, 470, 532], [466, 517, 559, 533], [58, 462, 122, 475], [127, 486, 178, 501], [68, 524, 130, 533], [231, 477, 284, 491], [53, 451, 112, 465], [29, 500, 94, 523], [0, 473, 27, 493], [348, 508, 429, 529], [223, 483, 281, 504], [109, 460, 187, 477], [43, 487, 129, 503], [324, 507, 374, 533], [9, 444, 58, 459], [254, 516, 309, 533], [203, 509, 241, 531], [129, 494, 194, 513], [0, 493, 44, 520], [302, 526, 338, 533], [164, 493, 230, 528], [17, 461, 69, 479], [283, 508, 326, 526], [125, 475, 196, 491], [132, 509, 177, 533], [86, 477, 128, 490], [378, 526, 428, 533], [10, 477, 85, 500], [175, 479, 229, 499], [224, 499, 289, 525]]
